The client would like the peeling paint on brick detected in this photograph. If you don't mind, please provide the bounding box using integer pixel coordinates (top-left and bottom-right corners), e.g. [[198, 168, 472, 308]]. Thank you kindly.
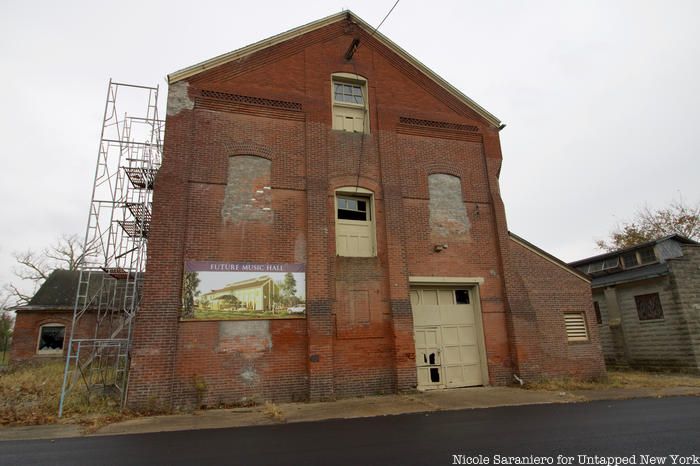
[[428, 174, 469, 237], [240, 365, 259, 384], [166, 81, 194, 116], [218, 320, 272, 353], [221, 156, 273, 224]]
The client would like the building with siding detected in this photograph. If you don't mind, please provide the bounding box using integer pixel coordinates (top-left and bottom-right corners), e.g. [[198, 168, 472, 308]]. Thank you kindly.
[[125, 11, 605, 410], [570, 235, 700, 372]]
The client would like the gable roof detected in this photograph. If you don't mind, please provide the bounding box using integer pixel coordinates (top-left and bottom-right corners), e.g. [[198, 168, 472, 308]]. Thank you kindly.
[[509, 232, 590, 282], [167, 10, 502, 128]]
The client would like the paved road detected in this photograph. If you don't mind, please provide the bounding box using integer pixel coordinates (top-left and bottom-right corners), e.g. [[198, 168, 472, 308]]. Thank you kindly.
[[1, 397, 698, 466]]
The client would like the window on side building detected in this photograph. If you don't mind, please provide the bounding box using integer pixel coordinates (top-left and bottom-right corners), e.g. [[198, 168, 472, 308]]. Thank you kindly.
[[335, 187, 375, 257], [37, 324, 65, 354], [634, 293, 664, 321], [593, 302, 602, 325], [331, 73, 368, 133]]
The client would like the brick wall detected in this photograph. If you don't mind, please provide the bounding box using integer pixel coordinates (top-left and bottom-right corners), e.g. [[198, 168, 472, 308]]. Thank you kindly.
[[508, 239, 606, 380], [10, 310, 95, 362], [127, 17, 602, 409]]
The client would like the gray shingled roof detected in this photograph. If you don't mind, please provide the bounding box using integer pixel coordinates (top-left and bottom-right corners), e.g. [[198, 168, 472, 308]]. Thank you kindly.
[[26, 270, 85, 308], [17, 269, 140, 311]]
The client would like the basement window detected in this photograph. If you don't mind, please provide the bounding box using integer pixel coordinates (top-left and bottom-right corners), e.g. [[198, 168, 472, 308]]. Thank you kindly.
[[37, 324, 65, 354], [564, 313, 589, 342], [331, 73, 368, 133]]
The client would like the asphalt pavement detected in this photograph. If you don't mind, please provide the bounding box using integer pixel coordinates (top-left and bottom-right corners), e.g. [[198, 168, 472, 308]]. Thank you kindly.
[[1, 396, 698, 466]]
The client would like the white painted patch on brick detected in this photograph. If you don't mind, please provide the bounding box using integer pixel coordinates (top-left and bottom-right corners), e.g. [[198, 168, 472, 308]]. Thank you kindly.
[[167, 81, 194, 116]]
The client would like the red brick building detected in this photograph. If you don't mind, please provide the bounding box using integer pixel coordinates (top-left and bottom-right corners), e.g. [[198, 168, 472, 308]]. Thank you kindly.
[[127, 11, 604, 410], [11, 270, 99, 362]]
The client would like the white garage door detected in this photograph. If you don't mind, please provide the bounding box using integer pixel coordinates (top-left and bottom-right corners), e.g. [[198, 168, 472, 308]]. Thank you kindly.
[[410, 286, 485, 390]]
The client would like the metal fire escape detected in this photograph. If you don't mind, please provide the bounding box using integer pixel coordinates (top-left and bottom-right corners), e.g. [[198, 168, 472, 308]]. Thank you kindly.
[[59, 81, 164, 416]]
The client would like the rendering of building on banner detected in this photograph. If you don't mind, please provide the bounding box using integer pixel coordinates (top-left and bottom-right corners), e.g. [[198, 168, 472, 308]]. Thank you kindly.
[[183, 262, 306, 319], [571, 235, 700, 373], [125, 11, 605, 410]]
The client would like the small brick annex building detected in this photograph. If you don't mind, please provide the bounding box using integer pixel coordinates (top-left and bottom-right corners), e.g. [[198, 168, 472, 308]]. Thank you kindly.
[[126, 11, 605, 409], [11, 270, 106, 362]]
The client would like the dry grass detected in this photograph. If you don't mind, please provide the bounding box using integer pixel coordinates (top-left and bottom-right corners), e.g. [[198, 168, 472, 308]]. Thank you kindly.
[[0, 360, 133, 427], [263, 401, 285, 423], [527, 369, 700, 392]]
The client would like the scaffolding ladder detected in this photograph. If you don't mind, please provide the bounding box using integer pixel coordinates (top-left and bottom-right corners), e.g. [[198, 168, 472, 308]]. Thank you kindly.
[[59, 81, 163, 416]]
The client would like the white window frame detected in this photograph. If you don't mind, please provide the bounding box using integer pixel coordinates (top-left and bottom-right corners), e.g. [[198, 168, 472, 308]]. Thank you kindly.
[[334, 186, 376, 257], [36, 323, 66, 355], [331, 72, 369, 133]]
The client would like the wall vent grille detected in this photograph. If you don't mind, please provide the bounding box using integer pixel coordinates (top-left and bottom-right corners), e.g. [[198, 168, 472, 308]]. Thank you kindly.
[[399, 116, 478, 132], [200, 90, 302, 111]]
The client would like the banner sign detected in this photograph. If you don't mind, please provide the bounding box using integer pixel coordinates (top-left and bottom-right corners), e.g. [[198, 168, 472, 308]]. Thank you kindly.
[[182, 261, 306, 320]]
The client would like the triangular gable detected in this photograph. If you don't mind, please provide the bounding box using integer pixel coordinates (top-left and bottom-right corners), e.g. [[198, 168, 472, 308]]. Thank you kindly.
[[167, 10, 502, 128]]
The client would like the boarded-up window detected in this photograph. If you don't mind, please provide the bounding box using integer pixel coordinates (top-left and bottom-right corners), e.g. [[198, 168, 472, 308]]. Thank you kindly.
[[221, 156, 272, 223], [564, 313, 589, 342], [635, 293, 664, 321], [428, 174, 469, 237]]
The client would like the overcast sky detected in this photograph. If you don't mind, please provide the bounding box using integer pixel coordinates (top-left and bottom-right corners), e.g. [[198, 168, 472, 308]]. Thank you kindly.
[[1, 0, 698, 298]]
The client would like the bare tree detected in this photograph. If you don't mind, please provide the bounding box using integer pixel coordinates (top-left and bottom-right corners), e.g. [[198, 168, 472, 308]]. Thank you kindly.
[[5, 234, 94, 306], [596, 198, 700, 252]]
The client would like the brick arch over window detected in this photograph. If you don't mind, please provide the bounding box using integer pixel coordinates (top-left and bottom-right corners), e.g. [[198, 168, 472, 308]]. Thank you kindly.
[[428, 173, 470, 238], [418, 162, 469, 200], [221, 155, 273, 223], [425, 163, 467, 184], [222, 141, 274, 161]]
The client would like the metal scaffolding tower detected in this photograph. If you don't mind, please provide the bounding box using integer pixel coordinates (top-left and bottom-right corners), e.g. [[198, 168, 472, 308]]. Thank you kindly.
[[59, 81, 164, 416]]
